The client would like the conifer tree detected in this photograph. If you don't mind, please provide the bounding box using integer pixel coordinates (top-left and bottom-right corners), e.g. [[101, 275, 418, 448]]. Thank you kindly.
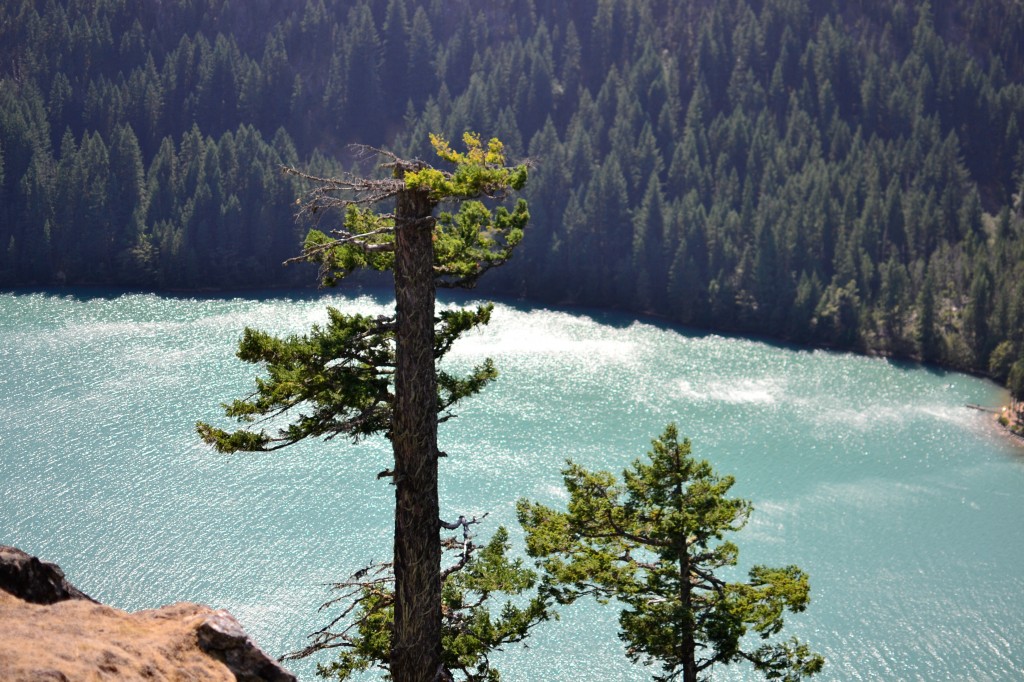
[[287, 520, 550, 682], [917, 266, 940, 361], [198, 133, 528, 682], [517, 424, 824, 682]]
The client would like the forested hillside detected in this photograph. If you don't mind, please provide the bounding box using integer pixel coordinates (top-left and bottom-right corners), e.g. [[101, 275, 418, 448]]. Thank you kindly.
[[3, 0, 1024, 391]]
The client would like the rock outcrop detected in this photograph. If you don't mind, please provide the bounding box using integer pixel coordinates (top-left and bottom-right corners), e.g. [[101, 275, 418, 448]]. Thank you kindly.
[[0, 545, 96, 605], [0, 545, 296, 682]]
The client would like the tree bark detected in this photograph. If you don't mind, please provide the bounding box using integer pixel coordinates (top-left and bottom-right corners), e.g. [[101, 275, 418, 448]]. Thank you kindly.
[[390, 184, 444, 682], [680, 541, 697, 682], [675, 459, 697, 682]]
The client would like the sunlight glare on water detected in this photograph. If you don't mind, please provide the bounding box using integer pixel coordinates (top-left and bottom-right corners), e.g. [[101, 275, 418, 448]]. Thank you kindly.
[[1, 290, 1023, 681]]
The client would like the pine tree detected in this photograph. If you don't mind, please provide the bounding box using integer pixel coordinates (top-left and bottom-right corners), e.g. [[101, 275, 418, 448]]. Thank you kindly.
[[288, 522, 550, 682], [198, 134, 529, 682], [517, 424, 824, 682], [406, 7, 437, 109], [917, 265, 941, 361], [382, 0, 411, 119]]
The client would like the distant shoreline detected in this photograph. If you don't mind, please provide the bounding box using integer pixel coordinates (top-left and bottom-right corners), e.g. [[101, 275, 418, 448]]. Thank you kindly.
[[993, 407, 1024, 445]]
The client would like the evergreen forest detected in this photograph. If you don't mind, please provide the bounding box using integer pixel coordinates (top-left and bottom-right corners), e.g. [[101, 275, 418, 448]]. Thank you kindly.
[[3, 0, 1024, 393]]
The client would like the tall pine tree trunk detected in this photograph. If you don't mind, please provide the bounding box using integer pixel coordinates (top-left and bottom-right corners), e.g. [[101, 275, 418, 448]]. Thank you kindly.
[[677, 487, 698, 682], [391, 185, 444, 682]]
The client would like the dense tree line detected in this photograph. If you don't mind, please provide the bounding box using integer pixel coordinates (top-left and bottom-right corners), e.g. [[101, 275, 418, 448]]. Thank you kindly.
[[3, 0, 1024, 390]]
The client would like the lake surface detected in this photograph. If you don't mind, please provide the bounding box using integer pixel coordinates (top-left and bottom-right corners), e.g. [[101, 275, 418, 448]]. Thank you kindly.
[[1, 289, 1023, 681]]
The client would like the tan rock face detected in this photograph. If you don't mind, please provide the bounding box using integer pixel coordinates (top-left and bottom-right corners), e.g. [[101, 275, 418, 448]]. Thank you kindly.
[[0, 547, 296, 682], [0, 592, 237, 681]]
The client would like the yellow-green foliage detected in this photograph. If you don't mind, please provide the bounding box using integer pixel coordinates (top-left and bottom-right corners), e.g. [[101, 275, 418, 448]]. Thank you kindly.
[[404, 132, 528, 200], [297, 133, 528, 288]]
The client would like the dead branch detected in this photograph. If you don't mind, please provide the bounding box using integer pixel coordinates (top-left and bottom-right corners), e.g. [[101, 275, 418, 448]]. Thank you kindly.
[[281, 562, 395, 662], [286, 513, 494, 661], [440, 513, 489, 579]]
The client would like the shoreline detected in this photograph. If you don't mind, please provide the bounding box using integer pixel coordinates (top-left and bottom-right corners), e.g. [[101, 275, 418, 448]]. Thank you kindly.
[[993, 407, 1024, 445]]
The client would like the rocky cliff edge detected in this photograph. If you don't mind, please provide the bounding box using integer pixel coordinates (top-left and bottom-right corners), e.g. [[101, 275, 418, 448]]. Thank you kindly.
[[0, 545, 297, 682]]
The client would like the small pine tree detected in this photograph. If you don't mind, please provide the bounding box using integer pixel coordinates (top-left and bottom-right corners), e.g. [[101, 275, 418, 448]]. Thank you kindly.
[[517, 424, 824, 682]]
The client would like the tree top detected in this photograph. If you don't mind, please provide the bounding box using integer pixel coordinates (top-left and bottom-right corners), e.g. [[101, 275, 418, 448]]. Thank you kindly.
[[285, 133, 529, 289]]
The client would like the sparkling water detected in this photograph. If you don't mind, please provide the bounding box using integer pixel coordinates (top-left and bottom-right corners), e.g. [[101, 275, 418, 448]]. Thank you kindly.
[[1, 289, 1022, 680]]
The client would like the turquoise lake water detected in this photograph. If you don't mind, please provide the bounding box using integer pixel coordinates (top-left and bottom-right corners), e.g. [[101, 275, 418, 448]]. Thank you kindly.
[[1, 289, 1023, 681]]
